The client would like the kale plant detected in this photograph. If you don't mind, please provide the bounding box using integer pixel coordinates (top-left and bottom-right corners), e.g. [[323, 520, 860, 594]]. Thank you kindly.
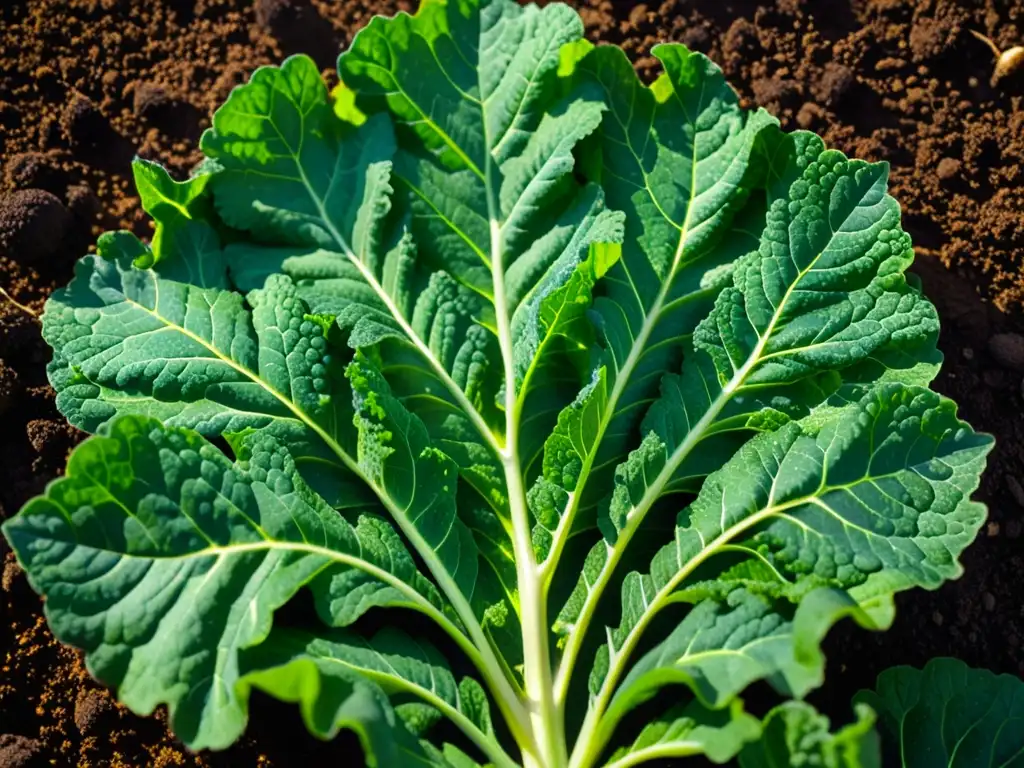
[[2, 1, 993, 766]]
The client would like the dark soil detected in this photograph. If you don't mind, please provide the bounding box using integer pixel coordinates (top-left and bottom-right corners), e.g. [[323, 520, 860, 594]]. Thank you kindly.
[[1, 0, 1022, 765]]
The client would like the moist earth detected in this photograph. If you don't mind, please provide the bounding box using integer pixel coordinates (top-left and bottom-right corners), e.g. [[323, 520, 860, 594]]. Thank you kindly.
[[1, 0, 1023, 765]]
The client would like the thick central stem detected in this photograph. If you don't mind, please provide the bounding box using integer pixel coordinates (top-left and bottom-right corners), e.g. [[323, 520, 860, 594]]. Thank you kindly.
[[489, 218, 565, 768]]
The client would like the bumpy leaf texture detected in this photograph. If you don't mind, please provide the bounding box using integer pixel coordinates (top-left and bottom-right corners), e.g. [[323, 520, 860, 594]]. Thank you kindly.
[[2, 0, 992, 766]]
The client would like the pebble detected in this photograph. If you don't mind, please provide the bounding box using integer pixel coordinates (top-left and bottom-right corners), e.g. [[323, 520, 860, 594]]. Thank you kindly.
[[932, 611, 944, 626], [987, 521, 1001, 537], [989, 333, 1024, 372], [983, 592, 996, 611], [1008, 477, 1024, 509], [937, 157, 962, 182], [962, 346, 974, 360]]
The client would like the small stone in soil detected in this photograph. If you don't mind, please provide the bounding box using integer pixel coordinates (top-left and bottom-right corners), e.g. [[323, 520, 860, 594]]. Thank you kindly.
[[989, 333, 1024, 372], [1007, 476, 1024, 508], [937, 157, 962, 183], [932, 611, 944, 626], [983, 592, 996, 611], [987, 521, 1001, 537], [812, 63, 855, 106], [962, 346, 974, 360]]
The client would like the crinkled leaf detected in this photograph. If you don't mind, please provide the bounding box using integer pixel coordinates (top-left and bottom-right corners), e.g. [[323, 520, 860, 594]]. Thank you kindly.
[[738, 701, 881, 768], [42, 229, 365, 505], [579, 384, 990, 755], [339, 0, 624, 485], [556, 126, 943, 692], [531, 43, 780, 560], [0, 415, 454, 750]]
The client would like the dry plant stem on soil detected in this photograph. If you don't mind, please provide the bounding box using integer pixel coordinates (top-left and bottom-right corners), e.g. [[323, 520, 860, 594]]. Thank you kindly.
[[0, 0, 1010, 767]]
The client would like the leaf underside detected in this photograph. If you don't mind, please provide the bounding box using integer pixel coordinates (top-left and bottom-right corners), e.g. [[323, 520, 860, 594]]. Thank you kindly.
[[2, 1, 992, 767]]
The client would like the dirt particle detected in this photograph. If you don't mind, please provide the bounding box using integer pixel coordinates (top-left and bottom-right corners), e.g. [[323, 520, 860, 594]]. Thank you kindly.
[[628, 4, 650, 30], [0, 189, 73, 264], [0, 734, 43, 768], [812, 63, 855, 106], [936, 156, 962, 182], [796, 101, 825, 129], [909, 16, 956, 62], [988, 333, 1024, 372], [983, 592, 997, 611], [722, 18, 760, 62], [932, 611, 944, 626], [74, 689, 114, 735], [751, 76, 802, 114], [2, 556, 24, 593], [133, 82, 172, 119], [65, 183, 100, 223], [1008, 519, 1023, 540]]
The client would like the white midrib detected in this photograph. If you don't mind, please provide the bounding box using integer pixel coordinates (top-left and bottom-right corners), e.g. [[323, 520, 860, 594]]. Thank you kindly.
[[485, 134, 566, 765], [284, 147, 547, 743]]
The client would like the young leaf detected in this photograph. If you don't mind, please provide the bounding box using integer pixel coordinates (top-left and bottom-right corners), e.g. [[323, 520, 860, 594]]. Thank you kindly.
[[604, 700, 761, 767], [855, 657, 1024, 767], [243, 626, 515, 768], [237, 649, 442, 767]]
